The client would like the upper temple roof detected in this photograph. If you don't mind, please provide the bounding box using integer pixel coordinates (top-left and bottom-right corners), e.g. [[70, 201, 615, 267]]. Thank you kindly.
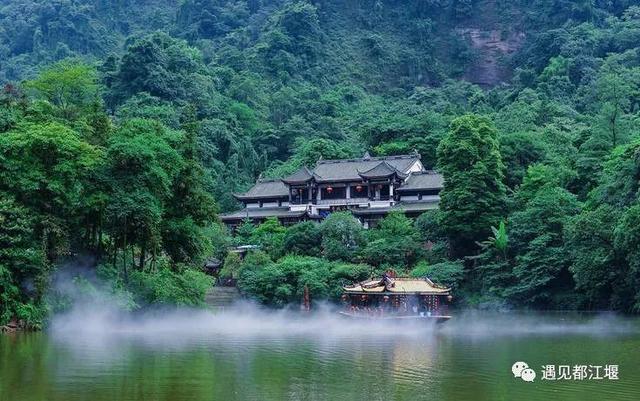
[[313, 154, 420, 182], [282, 166, 319, 184], [233, 154, 442, 201], [358, 161, 408, 179]]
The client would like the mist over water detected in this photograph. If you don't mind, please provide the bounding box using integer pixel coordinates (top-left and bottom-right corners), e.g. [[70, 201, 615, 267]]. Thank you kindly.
[[5, 298, 640, 401], [49, 300, 639, 345], [45, 262, 639, 346], [26, 274, 637, 401]]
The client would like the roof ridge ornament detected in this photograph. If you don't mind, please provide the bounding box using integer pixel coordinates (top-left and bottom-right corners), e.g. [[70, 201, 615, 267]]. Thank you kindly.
[[363, 151, 371, 160]]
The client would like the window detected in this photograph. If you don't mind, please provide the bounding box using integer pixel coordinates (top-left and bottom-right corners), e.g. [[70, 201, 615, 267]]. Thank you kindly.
[[321, 186, 346, 200], [291, 188, 309, 204], [349, 184, 368, 198], [379, 185, 390, 200]]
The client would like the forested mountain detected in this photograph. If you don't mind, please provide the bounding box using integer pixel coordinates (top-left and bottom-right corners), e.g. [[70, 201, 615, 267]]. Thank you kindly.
[[2, 0, 640, 327]]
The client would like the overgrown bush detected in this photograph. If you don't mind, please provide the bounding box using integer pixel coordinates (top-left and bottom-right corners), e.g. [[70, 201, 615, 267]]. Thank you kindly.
[[320, 212, 366, 261], [238, 255, 370, 306], [410, 260, 464, 289], [128, 267, 213, 307]]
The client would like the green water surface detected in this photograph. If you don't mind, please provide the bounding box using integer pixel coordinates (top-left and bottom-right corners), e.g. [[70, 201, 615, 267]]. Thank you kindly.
[[1, 312, 638, 401]]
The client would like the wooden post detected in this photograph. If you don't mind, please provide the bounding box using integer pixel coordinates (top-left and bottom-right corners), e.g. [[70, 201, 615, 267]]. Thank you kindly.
[[302, 285, 311, 312]]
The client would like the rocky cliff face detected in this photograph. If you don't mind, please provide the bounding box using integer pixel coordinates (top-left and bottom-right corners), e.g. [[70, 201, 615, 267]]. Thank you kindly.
[[458, 28, 525, 87]]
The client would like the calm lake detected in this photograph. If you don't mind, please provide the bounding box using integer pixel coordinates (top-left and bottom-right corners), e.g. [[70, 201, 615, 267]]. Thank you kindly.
[[1, 309, 639, 401]]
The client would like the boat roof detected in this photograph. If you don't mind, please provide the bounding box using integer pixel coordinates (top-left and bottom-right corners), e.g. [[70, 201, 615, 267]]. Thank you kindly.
[[344, 277, 450, 295]]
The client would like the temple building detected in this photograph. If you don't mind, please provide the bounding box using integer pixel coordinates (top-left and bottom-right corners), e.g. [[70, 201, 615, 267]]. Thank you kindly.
[[220, 152, 443, 229]]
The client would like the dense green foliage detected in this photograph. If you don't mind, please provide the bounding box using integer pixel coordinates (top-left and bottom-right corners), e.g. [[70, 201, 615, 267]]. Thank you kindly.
[[236, 212, 469, 305], [0, 60, 219, 326], [437, 114, 507, 257], [3, 0, 640, 319], [238, 254, 370, 306]]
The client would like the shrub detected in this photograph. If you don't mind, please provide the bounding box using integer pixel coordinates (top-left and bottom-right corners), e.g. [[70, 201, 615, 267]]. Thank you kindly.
[[415, 210, 445, 242], [410, 260, 464, 289], [320, 212, 366, 261], [282, 221, 322, 256], [361, 212, 420, 269], [128, 267, 213, 307], [238, 255, 370, 306], [219, 251, 243, 279]]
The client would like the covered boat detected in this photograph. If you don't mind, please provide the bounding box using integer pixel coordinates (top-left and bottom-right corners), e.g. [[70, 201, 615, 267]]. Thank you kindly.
[[340, 273, 452, 323]]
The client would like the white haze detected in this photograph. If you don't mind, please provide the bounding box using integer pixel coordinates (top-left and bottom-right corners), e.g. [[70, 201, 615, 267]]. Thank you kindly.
[[49, 300, 639, 344], [47, 267, 639, 345]]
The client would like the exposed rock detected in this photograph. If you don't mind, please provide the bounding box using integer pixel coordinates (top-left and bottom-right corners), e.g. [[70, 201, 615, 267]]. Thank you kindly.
[[457, 28, 525, 87], [1, 318, 26, 333]]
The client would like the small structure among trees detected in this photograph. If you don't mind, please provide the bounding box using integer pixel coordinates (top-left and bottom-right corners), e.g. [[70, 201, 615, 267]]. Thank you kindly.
[[340, 272, 452, 322]]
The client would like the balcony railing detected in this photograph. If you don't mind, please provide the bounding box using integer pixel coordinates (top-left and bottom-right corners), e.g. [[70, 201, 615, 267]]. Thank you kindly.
[[317, 197, 373, 206], [291, 199, 316, 205], [291, 197, 398, 206]]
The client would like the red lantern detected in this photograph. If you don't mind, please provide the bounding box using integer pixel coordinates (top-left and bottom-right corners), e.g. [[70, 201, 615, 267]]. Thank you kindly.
[[356, 185, 363, 192], [326, 186, 333, 193]]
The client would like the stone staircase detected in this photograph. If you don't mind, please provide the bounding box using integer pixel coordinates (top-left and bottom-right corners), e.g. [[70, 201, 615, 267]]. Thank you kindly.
[[205, 286, 240, 309]]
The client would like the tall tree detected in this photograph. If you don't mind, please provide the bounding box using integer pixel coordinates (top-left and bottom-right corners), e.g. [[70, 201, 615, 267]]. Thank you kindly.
[[437, 114, 507, 258], [104, 119, 182, 274], [162, 107, 217, 266], [0, 122, 102, 261], [0, 194, 45, 326], [24, 59, 101, 121]]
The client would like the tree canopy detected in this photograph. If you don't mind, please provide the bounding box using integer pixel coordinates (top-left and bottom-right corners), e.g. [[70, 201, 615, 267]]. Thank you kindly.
[[3, 0, 640, 319]]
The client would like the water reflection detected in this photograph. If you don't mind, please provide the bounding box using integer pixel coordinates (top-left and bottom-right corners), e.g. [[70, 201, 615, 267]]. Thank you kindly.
[[1, 309, 639, 401]]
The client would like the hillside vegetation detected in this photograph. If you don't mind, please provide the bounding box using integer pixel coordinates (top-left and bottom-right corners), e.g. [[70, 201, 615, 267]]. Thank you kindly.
[[2, 0, 640, 326]]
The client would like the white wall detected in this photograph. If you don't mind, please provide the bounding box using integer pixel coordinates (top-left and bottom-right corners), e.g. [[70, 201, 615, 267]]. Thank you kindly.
[[406, 160, 425, 173]]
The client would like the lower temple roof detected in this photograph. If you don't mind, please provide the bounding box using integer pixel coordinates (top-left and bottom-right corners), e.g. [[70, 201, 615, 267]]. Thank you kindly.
[[220, 207, 308, 221]]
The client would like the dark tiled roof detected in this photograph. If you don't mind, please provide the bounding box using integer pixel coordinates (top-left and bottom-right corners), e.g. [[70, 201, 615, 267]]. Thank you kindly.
[[233, 180, 289, 200], [397, 171, 443, 191], [282, 166, 318, 184], [358, 161, 408, 179], [313, 155, 420, 182], [235, 155, 427, 201], [220, 207, 307, 221]]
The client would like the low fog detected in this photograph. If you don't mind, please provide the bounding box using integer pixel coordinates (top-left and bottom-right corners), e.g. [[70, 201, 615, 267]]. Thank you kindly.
[[46, 267, 639, 346], [49, 300, 639, 344]]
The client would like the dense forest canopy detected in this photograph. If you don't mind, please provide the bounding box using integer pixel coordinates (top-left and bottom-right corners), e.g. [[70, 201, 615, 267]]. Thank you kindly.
[[2, 0, 640, 327]]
